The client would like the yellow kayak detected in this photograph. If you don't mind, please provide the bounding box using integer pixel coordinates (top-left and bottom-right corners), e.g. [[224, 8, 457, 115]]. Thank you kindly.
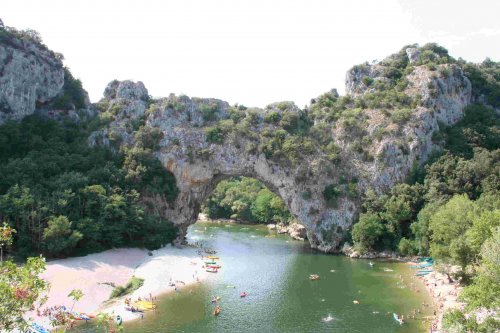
[[133, 301, 157, 310], [207, 256, 219, 260]]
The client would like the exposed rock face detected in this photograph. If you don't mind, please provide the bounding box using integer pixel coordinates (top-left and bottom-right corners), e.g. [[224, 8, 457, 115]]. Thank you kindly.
[[344, 63, 471, 194], [288, 223, 308, 241], [92, 49, 471, 253], [0, 30, 64, 124], [274, 222, 307, 241], [406, 47, 420, 64]]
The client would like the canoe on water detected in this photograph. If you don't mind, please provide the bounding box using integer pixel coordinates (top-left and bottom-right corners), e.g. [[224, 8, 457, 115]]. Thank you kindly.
[[31, 323, 50, 333], [213, 306, 221, 316]]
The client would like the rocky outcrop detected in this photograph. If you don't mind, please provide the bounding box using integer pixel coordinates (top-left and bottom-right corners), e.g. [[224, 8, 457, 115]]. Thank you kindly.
[[92, 47, 471, 253], [274, 222, 307, 241], [0, 28, 64, 124], [288, 223, 307, 241]]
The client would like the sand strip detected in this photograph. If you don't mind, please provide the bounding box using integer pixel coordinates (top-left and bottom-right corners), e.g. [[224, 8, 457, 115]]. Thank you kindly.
[[409, 262, 464, 333], [32, 245, 215, 328]]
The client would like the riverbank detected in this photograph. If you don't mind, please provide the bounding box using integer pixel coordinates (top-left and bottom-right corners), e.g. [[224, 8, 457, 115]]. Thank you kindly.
[[32, 245, 213, 328], [410, 262, 464, 332]]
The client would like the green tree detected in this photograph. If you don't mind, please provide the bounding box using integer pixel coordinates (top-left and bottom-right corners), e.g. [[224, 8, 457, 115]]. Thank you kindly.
[[429, 195, 478, 270], [42, 216, 83, 256], [460, 229, 500, 310], [351, 213, 385, 252], [0, 256, 49, 332]]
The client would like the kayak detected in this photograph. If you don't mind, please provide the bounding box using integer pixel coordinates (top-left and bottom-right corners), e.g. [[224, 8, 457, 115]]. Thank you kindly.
[[213, 306, 221, 316], [240, 292, 247, 298], [417, 257, 433, 262], [133, 301, 156, 310], [208, 265, 221, 269], [207, 256, 219, 260], [206, 268, 218, 273], [416, 271, 430, 276], [393, 313, 404, 325], [31, 323, 50, 333], [205, 261, 217, 265], [418, 269, 433, 273], [410, 262, 433, 269]]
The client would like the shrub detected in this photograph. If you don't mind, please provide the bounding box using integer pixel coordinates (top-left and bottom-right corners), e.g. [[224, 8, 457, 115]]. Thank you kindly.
[[264, 111, 281, 124], [52, 68, 87, 110], [109, 276, 144, 299], [362, 76, 374, 86], [323, 184, 340, 207], [205, 126, 224, 144], [200, 104, 218, 122], [390, 108, 412, 124]]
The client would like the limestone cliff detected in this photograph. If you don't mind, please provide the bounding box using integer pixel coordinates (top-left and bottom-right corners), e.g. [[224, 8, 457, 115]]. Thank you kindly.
[[0, 27, 65, 124], [92, 46, 471, 252]]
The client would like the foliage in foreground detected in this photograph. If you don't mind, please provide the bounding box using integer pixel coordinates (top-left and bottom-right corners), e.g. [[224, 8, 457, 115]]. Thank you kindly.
[[0, 256, 49, 332]]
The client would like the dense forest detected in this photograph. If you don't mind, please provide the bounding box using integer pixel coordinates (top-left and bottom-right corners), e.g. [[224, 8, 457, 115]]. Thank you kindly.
[[0, 113, 178, 259]]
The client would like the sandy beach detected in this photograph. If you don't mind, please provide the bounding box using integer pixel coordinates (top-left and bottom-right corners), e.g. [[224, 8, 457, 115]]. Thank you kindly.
[[410, 262, 464, 333], [32, 245, 215, 327]]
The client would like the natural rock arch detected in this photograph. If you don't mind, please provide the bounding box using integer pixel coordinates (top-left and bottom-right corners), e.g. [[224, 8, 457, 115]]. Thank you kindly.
[[91, 48, 471, 252]]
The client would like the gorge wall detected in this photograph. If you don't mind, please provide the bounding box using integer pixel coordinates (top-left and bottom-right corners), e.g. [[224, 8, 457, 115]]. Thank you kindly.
[[91, 47, 471, 252], [0, 28, 65, 124]]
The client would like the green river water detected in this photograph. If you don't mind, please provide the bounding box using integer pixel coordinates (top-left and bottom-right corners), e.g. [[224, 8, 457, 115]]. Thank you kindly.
[[75, 222, 435, 333]]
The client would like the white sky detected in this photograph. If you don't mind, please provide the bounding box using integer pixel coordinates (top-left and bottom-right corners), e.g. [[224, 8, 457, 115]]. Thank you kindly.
[[2, 0, 499, 107]]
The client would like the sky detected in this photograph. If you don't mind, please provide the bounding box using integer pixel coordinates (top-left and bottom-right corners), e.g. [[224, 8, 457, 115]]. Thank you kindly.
[[2, 0, 499, 107]]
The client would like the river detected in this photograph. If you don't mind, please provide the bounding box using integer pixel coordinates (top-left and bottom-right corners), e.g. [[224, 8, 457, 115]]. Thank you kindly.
[[74, 221, 434, 332]]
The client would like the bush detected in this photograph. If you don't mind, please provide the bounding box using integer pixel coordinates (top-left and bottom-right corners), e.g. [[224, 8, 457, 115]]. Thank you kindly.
[[323, 184, 340, 207], [362, 76, 374, 86], [205, 126, 224, 144], [390, 108, 412, 124], [200, 104, 218, 122], [109, 276, 144, 299], [52, 68, 87, 110], [398, 237, 417, 256], [264, 111, 281, 124]]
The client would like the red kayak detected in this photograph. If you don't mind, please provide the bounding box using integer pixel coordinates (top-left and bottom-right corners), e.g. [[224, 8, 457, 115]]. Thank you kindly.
[[240, 292, 247, 298]]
